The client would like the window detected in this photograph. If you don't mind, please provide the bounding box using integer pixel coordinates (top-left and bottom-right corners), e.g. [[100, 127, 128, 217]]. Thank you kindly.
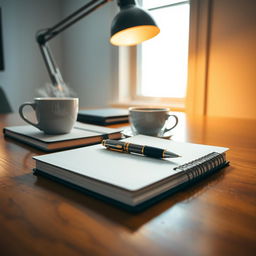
[[116, 0, 211, 113], [138, 0, 190, 100]]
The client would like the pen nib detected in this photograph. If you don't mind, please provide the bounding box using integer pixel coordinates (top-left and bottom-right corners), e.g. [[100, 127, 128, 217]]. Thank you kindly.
[[164, 151, 181, 158]]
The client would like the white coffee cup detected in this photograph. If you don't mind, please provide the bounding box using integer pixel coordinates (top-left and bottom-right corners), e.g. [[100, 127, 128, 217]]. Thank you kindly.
[[19, 97, 79, 134], [129, 107, 178, 137]]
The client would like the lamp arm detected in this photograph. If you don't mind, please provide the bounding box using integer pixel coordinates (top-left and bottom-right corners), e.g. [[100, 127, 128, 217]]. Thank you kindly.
[[36, 0, 111, 87], [38, 43, 64, 87]]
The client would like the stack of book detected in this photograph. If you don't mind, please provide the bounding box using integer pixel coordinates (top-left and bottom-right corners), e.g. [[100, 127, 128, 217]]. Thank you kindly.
[[77, 108, 129, 125], [4, 122, 122, 152]]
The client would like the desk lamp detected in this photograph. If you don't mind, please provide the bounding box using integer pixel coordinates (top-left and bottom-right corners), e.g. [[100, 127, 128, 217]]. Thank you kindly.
[[36, 0, 160, 91]]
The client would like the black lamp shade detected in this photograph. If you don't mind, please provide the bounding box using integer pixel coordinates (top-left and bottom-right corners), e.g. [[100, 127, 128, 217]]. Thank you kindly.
[[110, 4, 160, 46]]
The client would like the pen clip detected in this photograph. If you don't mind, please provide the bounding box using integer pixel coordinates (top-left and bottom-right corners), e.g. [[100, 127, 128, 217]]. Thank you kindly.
[[105, 143, 123, 149], [102, 140, 125, 152], [105, 147, 124, 153]]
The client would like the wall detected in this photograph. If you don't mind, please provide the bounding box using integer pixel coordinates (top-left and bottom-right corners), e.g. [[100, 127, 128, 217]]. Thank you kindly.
[[206, 0, 256, 119], [61, 0, 119, 109], [0, 0, 63, 112], [0, 0, 119, 112]]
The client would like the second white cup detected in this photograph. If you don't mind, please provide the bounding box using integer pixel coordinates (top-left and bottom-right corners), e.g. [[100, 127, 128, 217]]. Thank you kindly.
[[129, 107, 178, 137]]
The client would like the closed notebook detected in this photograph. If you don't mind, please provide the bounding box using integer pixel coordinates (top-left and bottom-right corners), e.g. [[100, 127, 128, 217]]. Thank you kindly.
[[3, 122, 122, 152], [77, 108, 129, 125], [33, 135, 229, 211]]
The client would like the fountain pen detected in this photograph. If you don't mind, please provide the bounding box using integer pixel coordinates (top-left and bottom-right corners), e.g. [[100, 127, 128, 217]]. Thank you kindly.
[[102, 139, 180, 159]]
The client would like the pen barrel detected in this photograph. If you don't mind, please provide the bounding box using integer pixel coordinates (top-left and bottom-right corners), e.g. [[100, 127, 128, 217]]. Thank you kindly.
[[127, 144, 164, 158], [144, 146, 164, 158], [127, 143, 144, 155]]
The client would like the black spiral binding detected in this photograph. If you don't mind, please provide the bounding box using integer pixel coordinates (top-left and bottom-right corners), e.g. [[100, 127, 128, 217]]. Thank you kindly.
[[174, 152, 226, 183]]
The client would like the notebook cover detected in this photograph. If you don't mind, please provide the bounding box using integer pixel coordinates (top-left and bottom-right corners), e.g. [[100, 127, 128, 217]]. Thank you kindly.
[[32, 135, 229, 210], [3, 123, 122, 152], [33, 161, 229, 212]]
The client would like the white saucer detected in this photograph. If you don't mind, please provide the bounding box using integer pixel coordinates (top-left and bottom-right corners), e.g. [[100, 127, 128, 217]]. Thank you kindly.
[[122, 127, 173, 139]]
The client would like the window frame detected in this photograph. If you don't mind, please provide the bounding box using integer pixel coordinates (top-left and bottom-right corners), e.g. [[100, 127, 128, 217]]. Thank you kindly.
[[112, 0, 211, 114]]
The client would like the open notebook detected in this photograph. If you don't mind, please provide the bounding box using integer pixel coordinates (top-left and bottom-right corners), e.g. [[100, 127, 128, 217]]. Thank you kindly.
[[33, 135, 229, 211]]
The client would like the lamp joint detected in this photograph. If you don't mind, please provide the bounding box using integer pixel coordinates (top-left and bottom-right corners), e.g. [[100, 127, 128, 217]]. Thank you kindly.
[[36, 32, 47, 45]]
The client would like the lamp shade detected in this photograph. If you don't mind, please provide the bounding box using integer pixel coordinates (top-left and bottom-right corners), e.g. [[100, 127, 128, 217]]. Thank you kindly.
[[110, 1, 160, 46]]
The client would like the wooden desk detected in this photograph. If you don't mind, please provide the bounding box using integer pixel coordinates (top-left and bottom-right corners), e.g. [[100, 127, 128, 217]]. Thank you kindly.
[[0, 113, 255, 256]]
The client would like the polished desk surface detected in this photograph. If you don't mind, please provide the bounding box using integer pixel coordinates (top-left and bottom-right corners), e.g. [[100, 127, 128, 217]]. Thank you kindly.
[[0, 113, 255, 256]]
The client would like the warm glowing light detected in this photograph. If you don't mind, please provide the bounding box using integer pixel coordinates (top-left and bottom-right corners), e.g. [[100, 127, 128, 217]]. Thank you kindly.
[[110, 25, 160, 46], [139, 2, 190, 98]]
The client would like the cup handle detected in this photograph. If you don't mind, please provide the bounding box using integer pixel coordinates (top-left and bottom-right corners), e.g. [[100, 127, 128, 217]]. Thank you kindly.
[[163, 114, 179, 133], [19, 102, 39, 129]]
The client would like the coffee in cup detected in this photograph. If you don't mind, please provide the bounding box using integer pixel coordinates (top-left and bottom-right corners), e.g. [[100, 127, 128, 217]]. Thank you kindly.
[[19, 97, 78, 134], [129, 107, 178, 137]]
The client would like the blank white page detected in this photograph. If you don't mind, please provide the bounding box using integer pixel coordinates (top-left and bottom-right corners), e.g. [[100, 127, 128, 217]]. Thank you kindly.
[[34, 135, 228, 191]]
